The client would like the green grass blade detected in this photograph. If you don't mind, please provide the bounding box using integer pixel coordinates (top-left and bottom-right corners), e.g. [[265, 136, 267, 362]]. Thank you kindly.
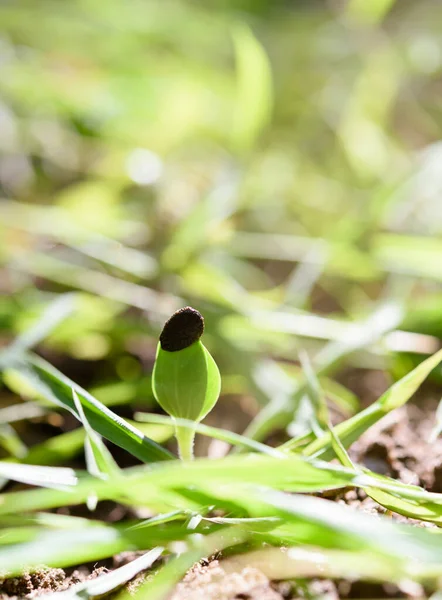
[[72, 389, 121, 479], [4, 354, 173, 463], [244, 489, 442, 565], [134, 413, 285, 458], [0, 526, 131, 575], [221, 545, 410, 583], [244, 302, 403, 444], [0, 455, 361, 516], [23, 429, 87, 466], [0, 518, 214, 575], [327, 424, 355, 469], [0, 294, 77, 368], [301, 347, 442, 459], [0, 462, 78, 489], [359, 470, 442, 525], [298, 350, 329, 436], [0, 424, 27, 459], [231, 23, 273, 153], [0, 402, 47, 424]]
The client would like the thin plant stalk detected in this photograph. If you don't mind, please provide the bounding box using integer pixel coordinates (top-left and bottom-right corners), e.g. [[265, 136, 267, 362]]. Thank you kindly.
[[175, 424, 196, 461]]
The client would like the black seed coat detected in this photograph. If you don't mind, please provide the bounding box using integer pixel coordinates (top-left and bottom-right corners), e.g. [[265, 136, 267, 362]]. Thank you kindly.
[[159, 306, 204, 352]]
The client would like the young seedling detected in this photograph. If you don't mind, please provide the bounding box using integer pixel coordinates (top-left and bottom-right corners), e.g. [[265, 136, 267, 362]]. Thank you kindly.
[[152, 307, 221, 460]]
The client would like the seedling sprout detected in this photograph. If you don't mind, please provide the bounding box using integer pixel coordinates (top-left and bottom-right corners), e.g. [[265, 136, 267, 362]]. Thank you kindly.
[[152, 307, 221, 460]]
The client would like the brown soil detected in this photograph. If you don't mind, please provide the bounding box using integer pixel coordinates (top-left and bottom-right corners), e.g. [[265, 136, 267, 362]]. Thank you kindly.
[[0, 566, 107, 599], [352, 399, 442, 493], [171, 560, 286, 600]]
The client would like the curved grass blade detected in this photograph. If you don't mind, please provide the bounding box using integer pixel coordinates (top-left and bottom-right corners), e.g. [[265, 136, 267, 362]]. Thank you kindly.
[[0, 462, 77, 490], [0, 402, 47, 424], [221, 545, 414, 584], [0, 424, 27, 459], [72, 389, 120, 479], [244, 302, 404, 444], [4, 354, 173, 463], [134, 413, 285, 458], [0, 294, 77, 368], [0, 454, 361, 516], [225, 487, 442, 567], [232, 23, 273, 153], [301, 347, 442, 459], [360, 471, 442, 525]]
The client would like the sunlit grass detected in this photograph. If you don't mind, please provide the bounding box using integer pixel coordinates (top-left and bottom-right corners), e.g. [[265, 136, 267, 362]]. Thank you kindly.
[[1, 0, 442, 597]]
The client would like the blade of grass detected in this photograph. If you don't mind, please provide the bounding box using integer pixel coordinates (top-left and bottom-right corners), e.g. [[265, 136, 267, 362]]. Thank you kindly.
[[241, 488, 442, 565], [0, 518, 217, 576], [129, 510, 189, 531], [0, 526, 135, 576], [298, 352, 355, 468], [221, 544, 412, 584], [358, 470, 442, 525], [298, 350, 329, 436], [0, 424, 27, 459], [0, 455, 361, 515], [5, 453, 442, 527], [134, 413, 285, 458], [243, 302, 403, 443], [231, 23, 272, 153], [0, 462, 78, 489], [0, 402, 47, 424], [0, 294, 77, 370], [3, 354, 173, 462], [72, 389, 120, 479], [300, 347, 442, 459]]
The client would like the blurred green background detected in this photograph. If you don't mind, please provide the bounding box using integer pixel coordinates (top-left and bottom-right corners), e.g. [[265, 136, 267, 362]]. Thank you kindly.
[[1, 0, 442, 450]]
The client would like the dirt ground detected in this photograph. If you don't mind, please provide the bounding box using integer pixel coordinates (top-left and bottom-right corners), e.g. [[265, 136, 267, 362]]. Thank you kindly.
[[1, 380, 441, 600]]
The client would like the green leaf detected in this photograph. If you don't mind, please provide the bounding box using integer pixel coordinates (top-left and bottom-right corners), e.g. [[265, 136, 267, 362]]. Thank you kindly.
[[72, 389, 121, 479], [0, 455, 361, 516], [302, 347, 442, 459], [4, 354, 173, 463], [361, 470, 442, 525], [0, 462, 78, 490], [134, 412, 285, 458], [0, 294, 77, 368], [245, 302, 403, 444], [232, 23, 273, 153], [0, 424, 27, 459]]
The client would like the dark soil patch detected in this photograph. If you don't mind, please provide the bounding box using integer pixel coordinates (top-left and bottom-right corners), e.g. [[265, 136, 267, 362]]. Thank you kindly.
[[351, 398, 442, 492], [0, 568, 66, 599], [0, 567, 108, 600]]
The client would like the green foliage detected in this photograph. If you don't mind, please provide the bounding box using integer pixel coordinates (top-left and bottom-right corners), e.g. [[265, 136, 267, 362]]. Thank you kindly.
[[2, 0, 442, 593], [5, 355, 172, 462]]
